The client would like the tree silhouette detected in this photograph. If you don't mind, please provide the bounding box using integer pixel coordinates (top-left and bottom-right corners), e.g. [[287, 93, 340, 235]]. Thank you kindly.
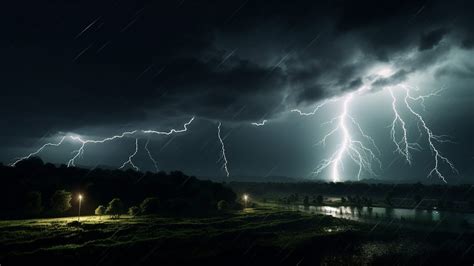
[[106, 198, 124, 218], [316, 195, 323, 205], [50, 190, 72, 214]]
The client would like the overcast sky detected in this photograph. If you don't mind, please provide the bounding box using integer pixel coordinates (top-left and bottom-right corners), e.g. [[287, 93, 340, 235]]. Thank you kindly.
[[1, 0, 473, 183]]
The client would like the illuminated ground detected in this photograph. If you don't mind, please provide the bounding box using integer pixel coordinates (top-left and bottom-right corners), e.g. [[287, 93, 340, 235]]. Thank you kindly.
[[0, 205, 473, 265]]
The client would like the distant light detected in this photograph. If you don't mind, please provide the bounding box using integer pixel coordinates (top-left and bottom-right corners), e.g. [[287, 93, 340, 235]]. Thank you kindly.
[[243, 194, 249, 202], [78, 194, 83, 200]]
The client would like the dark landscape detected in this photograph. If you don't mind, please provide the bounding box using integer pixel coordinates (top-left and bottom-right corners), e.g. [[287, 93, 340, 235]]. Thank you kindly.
[[2, 0, 474, 265], [1, 158, 473, 265]]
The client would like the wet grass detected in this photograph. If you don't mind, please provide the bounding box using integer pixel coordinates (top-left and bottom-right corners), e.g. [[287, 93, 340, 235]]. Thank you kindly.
[[0, 204, 473, 265]]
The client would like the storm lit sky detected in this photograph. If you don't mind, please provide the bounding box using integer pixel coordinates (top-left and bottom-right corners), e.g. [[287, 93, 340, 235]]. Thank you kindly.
[[1, 0, 473, 183]]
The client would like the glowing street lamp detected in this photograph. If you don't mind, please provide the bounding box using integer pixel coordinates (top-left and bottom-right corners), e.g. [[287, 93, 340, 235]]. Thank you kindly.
[[243, 194, 249, 208], [78, 194, 83, 222]]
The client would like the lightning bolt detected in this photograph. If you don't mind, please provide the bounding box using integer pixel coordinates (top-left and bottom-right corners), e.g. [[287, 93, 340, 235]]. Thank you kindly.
[[142, 117, 194, 135], [251, 120, 267, 126], [119, 138, 140, 171], [389, 88, 421, 164], [68, 130, 138, 167], [217, 122, 230, 177], [290, 98, 339, 116], [389, 85, 457, 182], [11, 136, 67, 166], [12, 117, 195, 170], [293, 89, 381, 182], [144, 138, 159, 172]]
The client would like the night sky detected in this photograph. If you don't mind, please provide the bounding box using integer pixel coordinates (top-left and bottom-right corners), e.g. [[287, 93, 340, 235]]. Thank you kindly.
[[2, 0, 473, 183]]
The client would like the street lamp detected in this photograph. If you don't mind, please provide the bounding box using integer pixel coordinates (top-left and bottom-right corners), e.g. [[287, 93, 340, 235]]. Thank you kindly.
[[243, 194, 249, 208], [78, 194, 83, 222]]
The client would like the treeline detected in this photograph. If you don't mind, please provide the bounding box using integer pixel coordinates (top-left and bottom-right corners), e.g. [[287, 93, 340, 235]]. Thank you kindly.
[[0, 157, 237, 219], [228, 181, 474, 203]]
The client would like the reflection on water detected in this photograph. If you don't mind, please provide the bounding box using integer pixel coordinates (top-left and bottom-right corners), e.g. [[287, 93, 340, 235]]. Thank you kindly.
[[292, 205, 474, 230]]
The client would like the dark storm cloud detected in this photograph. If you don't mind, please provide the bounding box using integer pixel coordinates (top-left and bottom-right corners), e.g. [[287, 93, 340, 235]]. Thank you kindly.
[[419, 28, 449, 51], [371, 70, 410, 90], [1, 0, 474, 140]]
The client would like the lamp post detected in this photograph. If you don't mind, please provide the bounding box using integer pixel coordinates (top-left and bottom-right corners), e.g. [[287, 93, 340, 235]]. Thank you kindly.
[[243, 194, 249, 208], [78, 194, 83, 222]]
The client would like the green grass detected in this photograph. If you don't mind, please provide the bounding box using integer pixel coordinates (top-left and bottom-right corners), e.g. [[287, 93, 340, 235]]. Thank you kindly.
[[0, 204, 473, 265]]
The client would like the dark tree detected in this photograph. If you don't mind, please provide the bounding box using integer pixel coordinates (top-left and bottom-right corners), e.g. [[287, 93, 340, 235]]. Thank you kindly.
[[50, 190, 72, 214], [316, 195, 323, 204], [106, 198, 124, 218], [140, 197, 160, 215], [366, 198, 373, 207]]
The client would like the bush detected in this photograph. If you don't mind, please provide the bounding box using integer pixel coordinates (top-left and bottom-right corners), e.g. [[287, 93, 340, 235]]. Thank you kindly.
[[106, 198, 124, 218], [217, 200, 229, 211], [128, 206, 140, 216], [140, 197, 160, 214], [95, 205, 105, 216], [50, 190, 72, 213]]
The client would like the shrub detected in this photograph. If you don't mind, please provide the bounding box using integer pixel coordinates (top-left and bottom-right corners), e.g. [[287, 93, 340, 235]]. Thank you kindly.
[[95, 205, 106, 216], [106, 198, 124, 218]]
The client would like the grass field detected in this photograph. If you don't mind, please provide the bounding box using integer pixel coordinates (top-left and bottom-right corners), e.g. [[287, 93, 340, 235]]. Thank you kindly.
[[1, 204, 473, 265]]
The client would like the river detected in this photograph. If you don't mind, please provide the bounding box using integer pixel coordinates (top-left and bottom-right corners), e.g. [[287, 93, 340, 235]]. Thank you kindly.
[[291, 205, 474, 232]]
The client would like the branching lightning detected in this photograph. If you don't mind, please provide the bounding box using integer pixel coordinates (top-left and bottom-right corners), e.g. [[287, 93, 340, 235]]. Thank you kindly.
[[290, 98, 339, 116], [11, 117, 196, 171], [389, 85, 458, 182], [293, 89, 381, 182], [284, 60, 457, 183], [119, 138, 140, 171], [142, 117, 194, 135], [11, 136, 67, 167], [217, 122, 230, 177], [68, 130, 138, 167], [145, 138, 159, 172], [389, 88, 421, 164]]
